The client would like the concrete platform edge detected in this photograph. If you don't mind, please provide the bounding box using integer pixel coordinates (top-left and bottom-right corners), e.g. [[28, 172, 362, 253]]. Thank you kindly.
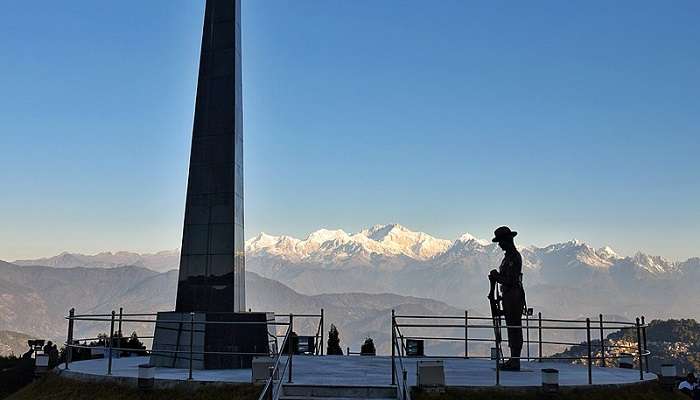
[[56, 368, 257, 390]]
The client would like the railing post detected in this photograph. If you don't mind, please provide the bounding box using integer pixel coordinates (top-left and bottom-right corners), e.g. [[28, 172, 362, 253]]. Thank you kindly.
[[268, 366, 274, 400], [525, 312, 530, 361], [599, 313, 605, 367], [65, 308, 75, 370], [108, 310, 115, 375], [641, 316, 649, 373], [586, 318, 592, 384], [288, 313, 294, 383], [538, 312, 543, 362], [636, 317, 643, 381], [189, 312, 194, 380], [464, 310, 468, 358], [391, 309, 396, 385], [118, 307, 123, 336], [400, 332, 405, 357], [402, 369, 407, 400], [495, 346, 500, 386], [320, 308, 325, 356]]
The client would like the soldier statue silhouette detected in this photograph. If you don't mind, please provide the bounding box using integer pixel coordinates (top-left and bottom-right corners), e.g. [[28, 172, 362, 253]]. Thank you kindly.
[[488, 226, 526, 371]]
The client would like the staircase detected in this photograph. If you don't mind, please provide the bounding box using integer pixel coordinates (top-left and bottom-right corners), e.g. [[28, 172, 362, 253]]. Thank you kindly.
[[279, 384, 397, 400]]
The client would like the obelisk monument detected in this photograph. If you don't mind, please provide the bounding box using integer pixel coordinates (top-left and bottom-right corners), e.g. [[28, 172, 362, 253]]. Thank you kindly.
[[174, 0, 245, 314]]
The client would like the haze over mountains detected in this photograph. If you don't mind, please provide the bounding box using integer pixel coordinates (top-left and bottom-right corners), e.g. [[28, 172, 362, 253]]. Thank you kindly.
[[13, 250, 180, 273], [0, 260, 462, 356], [4, 223, 699, 355]]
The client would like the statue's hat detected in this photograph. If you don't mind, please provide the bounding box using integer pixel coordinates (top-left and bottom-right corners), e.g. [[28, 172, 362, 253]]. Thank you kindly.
[[492, 226, 517, 242]]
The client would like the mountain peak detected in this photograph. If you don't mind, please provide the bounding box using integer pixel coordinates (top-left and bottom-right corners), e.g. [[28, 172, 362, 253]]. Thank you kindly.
[[357, 224, 452, 259], [457, 233, 489, 245], [597, 246, 619, 259], [360, 223, 409, 241], [246, 232, 281, 250], [630, 252, 672, 275], [306, 228, 350, 244]]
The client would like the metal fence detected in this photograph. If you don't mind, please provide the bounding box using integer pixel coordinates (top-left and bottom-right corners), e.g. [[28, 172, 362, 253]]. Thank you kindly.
[[63, 308, 324, 400], [391, 310, 651, 388], [63, 307, 650, 397]]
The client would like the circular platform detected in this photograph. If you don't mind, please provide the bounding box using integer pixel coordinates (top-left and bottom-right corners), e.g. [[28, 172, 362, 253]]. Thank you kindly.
[[58, 355, 656, 389]]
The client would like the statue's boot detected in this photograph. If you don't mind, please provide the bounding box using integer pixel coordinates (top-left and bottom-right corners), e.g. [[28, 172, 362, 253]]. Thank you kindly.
[[500, 348, 521, 371]]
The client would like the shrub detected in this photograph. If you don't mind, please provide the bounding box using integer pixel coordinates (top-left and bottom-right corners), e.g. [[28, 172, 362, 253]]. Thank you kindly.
[[361, 337, 376, 355]]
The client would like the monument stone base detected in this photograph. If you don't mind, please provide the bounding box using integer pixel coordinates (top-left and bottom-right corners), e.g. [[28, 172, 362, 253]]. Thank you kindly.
[[150, 311, 274, 370]]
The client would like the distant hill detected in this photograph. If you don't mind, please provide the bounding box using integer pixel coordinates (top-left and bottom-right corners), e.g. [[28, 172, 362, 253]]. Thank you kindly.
[[550, 319, 700, 375], [13, 250, 179, 273], [0, 260, 159, 339], [0, 331, 35, 357], [0, 261, 469, 355]]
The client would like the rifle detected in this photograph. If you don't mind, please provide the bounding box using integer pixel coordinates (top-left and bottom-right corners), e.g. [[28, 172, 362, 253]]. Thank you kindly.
[[488, 275, 504, 365]]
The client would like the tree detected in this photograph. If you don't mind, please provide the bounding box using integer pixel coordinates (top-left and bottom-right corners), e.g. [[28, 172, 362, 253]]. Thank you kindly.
[[327, 324, 343, 355], [121, 332, 147, 356], [361, 337, 376, 356]]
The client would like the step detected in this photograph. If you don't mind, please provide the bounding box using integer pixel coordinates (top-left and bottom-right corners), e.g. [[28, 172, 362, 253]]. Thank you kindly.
[[282, 384, 397, 399], [280, 397, 396, 400]]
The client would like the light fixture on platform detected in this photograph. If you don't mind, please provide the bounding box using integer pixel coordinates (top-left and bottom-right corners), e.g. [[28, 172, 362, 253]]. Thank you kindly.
[[660, 363, 677, 390]]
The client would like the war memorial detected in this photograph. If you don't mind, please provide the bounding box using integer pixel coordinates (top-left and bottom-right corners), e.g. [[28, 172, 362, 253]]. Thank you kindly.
[[55, 1, 658, 399]]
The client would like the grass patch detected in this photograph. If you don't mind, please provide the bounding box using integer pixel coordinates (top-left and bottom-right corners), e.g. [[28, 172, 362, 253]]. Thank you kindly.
[[0, 357, 34, 399], [412, 382, 688, 400], [5, 373, 260, 400]]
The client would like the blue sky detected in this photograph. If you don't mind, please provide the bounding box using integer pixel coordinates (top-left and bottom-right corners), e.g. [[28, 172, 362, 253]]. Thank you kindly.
[[1, 1, 698, 261]]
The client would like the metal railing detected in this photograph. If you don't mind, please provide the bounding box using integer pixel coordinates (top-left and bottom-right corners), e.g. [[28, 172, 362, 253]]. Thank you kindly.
[[391, 310, 411, 400], [345, 347, 361, 356], [391, 310, 651, 386], [258, 318, 293, 400], [288, 311, 325, 356], [63, 307, 324, 399]]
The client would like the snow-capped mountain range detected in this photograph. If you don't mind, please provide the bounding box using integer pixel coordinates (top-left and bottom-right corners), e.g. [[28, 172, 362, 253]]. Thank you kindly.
[[244, 224, 700, 320], [247, 224, 455, 264], [245, 223, 686, 276]]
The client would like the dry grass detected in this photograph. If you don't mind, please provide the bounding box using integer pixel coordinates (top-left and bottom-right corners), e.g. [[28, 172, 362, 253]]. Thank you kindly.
[[5, 373, 687, 400], [412, 382, 688, 400], [5, 373, 260, 400]]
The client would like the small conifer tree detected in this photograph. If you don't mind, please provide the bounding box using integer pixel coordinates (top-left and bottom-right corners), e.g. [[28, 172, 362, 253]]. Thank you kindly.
[[327, 324, 343, 355]]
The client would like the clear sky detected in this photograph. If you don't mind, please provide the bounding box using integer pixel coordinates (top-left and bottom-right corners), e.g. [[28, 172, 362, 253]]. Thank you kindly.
[[1, 1, 698, 261]]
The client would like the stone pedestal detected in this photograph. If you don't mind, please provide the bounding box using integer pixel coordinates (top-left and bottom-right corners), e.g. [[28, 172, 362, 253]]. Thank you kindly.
[[151, 311, 273, 369]]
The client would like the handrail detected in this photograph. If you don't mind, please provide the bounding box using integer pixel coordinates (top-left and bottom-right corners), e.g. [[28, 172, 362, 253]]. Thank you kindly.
[[268, 311, 324, 356], [393, 322, 646, 330], [258, 326, 293, 400], [66, 316, 291, 325], [397, 335, 641, 350], [313, 315, 323, 355], [393, 314, 640, 326]]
